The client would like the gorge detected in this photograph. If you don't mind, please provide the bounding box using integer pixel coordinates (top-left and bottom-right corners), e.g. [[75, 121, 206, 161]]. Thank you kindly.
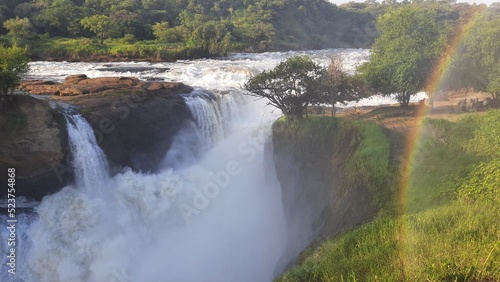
[[0, 49, 397, 281]]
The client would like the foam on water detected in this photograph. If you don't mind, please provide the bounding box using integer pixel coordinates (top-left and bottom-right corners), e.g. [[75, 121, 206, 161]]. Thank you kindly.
[[2, 86, 285, 281], [66, 114, 109, 193]]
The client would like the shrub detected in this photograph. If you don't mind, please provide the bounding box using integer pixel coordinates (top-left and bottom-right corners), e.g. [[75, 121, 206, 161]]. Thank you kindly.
[[457, 160, 500, 203]]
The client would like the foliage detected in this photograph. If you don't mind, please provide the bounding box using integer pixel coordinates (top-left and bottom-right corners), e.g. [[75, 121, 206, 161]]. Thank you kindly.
[[245, 56, 324, 119], [0, 0, 381, 57], [152, 21, 178, 43], [0, 44, 30, 96], [274, 115, 391, 209], [446, 8, 500, 97], [186, 20, 232, 56], [316, 55, 370, 117], [466, 110, 500, 158], [2, 16, 34, 39], [80, 14, 115, 44], [358, 5, 447, 106], [457, 160, 499, 204]]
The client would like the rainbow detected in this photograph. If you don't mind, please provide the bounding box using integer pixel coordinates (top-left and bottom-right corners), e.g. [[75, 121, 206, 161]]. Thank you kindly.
[[397, 4, 486, 216], [395, 5, 487, 268]]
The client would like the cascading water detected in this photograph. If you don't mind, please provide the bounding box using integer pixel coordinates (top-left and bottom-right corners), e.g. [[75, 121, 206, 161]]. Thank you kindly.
[[1, 86, 286, 281], [66, 114, 109, 192], [1, 48, 391, 282]]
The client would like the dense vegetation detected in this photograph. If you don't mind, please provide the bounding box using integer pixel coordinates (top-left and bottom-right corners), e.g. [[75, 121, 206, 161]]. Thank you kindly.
[[358, 5, 447, 106], [0, 0, 496, 62], [0, 0, 380, 59], [277, 110, 500, 281], [358, 3, 500, 105], [443, 5, 500, 97], [0, 44, 29, 97]]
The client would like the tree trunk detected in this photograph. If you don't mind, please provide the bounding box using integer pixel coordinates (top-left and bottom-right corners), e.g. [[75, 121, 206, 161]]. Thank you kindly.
[[400, 92, 410, 107]]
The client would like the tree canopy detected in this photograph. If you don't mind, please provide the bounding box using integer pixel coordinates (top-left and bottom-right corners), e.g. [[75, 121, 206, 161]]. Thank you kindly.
[[0, 0, 379, 56], [444, 8, 500, 98], [316, 55, 368, 117], [245, 56, 324, 119], [0, 44, 30, 97], [358, 5, 448, 106], [80, 14, 114, 44]]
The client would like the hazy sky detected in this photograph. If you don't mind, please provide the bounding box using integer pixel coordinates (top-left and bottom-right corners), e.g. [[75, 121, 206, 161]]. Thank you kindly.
[[328, 0, 498, 6]]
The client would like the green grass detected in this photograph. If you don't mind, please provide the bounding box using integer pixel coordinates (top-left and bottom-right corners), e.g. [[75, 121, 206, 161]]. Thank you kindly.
[[277, 110, 500, 282], [0, 36, 194, 61]]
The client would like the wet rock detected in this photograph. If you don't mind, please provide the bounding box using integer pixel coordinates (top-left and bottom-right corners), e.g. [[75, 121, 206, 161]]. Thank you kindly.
[[0, 96, 70, 200]]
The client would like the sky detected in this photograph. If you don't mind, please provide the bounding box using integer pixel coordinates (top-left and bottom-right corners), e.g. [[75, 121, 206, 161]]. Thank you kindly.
[[328, 0, 499, 6]]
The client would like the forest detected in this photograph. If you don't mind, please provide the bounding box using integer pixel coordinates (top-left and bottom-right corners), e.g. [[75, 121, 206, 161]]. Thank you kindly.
[[0, 0, 495, 60]]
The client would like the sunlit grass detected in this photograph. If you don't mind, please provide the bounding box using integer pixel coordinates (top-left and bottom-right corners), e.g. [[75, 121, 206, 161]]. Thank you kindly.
[[277, 110, 500, 282]]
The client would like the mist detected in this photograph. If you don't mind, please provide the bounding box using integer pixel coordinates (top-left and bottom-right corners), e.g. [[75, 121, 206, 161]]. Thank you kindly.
[[22, 91, 287, 282]]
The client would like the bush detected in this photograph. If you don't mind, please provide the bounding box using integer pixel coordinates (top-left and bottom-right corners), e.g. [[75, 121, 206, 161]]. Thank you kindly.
[[122, 34, 137, 44], [466, 110, 500, 159], [457, 160, 500, 203]]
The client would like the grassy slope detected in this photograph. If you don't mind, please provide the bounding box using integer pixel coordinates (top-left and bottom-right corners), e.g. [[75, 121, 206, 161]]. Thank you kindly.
[[277, 110, 500, 281]]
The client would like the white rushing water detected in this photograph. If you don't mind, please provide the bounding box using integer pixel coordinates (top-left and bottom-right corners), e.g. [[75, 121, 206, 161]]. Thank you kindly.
[[66, 114, 109, 192], [1, 48, 426, 282]]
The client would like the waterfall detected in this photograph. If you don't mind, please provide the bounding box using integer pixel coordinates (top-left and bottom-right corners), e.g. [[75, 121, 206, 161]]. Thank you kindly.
[[0, 93, 287, 282], [184, 95, 224, 149], [66, 114, 109, 193], [183, 90, 247, 151], [1, 48, 356, 281]]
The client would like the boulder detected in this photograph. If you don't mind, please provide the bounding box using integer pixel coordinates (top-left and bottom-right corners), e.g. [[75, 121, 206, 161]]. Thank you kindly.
[[64, 74, 88, 84]]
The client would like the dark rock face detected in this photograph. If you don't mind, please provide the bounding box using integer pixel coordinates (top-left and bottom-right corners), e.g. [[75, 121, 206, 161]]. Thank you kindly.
[[1, 76, 194, 200], [272, 122, 377, 273], [71, 89, 193, 172], [0, 96, 70, 200]]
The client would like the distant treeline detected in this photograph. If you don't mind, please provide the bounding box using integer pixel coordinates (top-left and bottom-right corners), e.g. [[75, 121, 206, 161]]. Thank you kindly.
[[0, 0, 498, 61]]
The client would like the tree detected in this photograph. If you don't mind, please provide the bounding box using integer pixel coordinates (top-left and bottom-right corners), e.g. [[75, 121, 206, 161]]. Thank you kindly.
[[3, 17, 35, 39], [186, 20, 233, 56], [445, 9, 500, 99], [36, 1, 85, 36], [317, 55, 368, 117], [80, 14, 115, 44], [0, 45, 30, 97], [153, 21, 182, 43], [244, 56, 324, 119], [358, 5, 446, 106]]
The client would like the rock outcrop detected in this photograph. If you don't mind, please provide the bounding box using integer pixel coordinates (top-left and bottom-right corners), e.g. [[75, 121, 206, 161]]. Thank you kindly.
[[1, 75, 194, 200], [0, 96, 70, 200], [19, 74, 192, 97], [272, 120, 384, 272], [69, 86, 193, 173]]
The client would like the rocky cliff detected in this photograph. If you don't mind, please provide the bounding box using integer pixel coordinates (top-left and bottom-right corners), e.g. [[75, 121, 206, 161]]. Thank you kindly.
[[0, 96, 69, 199], [272, 117, 390, 271], [0, 76, 194, 200]]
